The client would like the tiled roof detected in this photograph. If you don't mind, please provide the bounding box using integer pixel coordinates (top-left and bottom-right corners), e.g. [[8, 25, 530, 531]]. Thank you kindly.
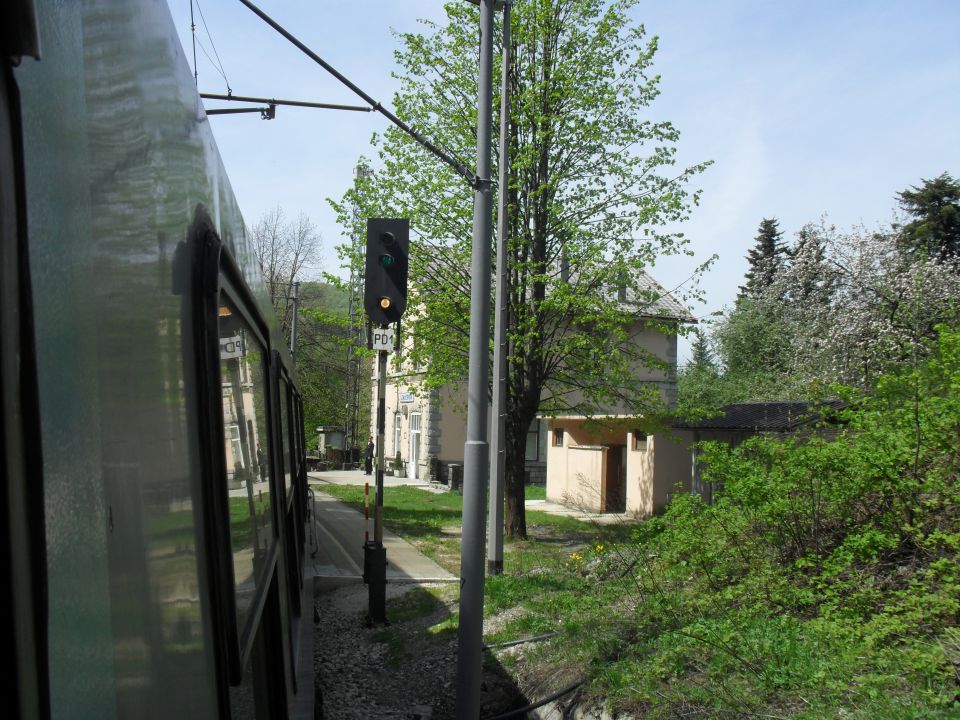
[[418, 245, 694, 322], [623, 270, 696, 322], [674, 400, 848, 431]]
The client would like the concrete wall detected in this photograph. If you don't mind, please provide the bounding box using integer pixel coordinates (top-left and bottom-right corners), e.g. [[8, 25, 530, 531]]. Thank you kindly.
[[545, 425, 606, 512], [625, 430, 656, 516], [650, 433, 693, 513], [548, 422, 705, 518], [546, 418, 625, 512]]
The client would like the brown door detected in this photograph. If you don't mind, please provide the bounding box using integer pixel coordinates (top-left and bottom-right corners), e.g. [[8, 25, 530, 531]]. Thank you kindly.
[[603, 445, 627, 512]]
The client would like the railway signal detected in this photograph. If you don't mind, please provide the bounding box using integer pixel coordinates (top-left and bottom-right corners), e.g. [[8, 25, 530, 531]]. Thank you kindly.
[[364, 218, 409, 325], [362, 219, 407, 624]]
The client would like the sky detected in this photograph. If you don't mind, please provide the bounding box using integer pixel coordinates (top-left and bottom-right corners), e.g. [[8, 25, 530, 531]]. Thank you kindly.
[[171, 0, 960, 358]]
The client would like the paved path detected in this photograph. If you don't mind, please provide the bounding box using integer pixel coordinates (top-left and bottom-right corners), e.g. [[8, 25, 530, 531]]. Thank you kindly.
[[308, 467, 443, 492], [306, 475, 456, 583], [524, 498, 633, 526]]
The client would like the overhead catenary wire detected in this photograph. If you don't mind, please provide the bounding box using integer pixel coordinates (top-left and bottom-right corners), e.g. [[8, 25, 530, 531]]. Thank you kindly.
[[189, 0, 198, 85], [194, 0, 232, 94], [194, 38, 231, 89], [234, 0, 478, 188]]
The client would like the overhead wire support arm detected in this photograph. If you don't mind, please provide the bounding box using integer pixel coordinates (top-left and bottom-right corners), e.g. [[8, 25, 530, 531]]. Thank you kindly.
[[234, 0, 478, 188], [206, 106, 272, 116], [200, 93, 371, 113]]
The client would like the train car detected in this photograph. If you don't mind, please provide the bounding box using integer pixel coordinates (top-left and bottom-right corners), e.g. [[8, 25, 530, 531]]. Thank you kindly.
[[3, 1, 315, 718]]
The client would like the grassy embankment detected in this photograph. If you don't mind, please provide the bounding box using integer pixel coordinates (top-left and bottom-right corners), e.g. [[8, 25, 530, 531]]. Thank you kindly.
[[313, 330, 960, 718]]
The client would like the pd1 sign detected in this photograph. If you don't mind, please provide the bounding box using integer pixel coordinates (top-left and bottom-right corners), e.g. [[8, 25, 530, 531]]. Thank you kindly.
[[372, 328, 395, 352]]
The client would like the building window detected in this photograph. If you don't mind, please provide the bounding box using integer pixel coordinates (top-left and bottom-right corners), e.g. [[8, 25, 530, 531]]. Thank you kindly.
[[393, 412, 402, 456], [525, 420, 540, 461], [228, 425, 243, 475], [632, 431, 647, 451], [552, 427, 565, 447]]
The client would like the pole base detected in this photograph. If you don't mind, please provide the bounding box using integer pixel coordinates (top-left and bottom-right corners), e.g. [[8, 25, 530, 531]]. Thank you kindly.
[[487, 559, 503, 575], [362, 541, 388, 624]]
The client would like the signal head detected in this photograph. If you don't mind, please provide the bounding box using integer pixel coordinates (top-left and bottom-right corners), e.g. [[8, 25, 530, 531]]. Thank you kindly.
[[364, 218, 409, 325]]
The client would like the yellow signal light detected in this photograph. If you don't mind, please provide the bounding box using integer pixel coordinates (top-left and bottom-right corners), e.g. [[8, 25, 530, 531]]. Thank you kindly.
[[379, 297, 392, 310]]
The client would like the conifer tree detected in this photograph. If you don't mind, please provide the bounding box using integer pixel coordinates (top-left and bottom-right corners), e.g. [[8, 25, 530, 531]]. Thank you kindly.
[[896, 172, 960, 264], [739, 217, 786, 300], [689, 327, 715, 371]]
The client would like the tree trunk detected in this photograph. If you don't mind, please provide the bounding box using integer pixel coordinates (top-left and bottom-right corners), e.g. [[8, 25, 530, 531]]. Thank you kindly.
[[504, 411, 529, 539]]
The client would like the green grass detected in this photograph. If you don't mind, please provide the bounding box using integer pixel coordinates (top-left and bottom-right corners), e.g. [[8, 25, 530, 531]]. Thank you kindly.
[[312, 467, 960, 719], [316, 484, 462, 535], [525, 484, 547, 500]]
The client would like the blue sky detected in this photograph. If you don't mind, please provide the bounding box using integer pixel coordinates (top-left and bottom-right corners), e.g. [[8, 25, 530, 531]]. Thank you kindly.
[[172, 1, 960, 356]]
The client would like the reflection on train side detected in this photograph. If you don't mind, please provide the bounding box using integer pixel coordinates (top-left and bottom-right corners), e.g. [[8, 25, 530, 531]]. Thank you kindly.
[[218, 294, 274, 636]]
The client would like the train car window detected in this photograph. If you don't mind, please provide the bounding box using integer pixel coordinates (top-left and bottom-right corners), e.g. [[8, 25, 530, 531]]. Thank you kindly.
[[298, 398, 306, 482], [228, 575, 287, 720], [290, 393, 307, 556], [278, 377, 292, 504], [278, 373, 303, 619], [217, 291, 275, 643], [289, 390, 300, 485]]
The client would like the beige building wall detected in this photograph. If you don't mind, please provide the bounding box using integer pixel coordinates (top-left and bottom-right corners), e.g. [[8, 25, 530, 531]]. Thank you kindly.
[[369, 351, 472, 481], [545, 418, 628, 512], [434, 383, 468, 463], [547, 321, 679, 414], [562, 447, 605, 511], [370, 357, 426, 478], [628, 432, 691, 516], [625, 430, 655, 516], [548, 422, 700, 518], [372, 313, 679, 486]]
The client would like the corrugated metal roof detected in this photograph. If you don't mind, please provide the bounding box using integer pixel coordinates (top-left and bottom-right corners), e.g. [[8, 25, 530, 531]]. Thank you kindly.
[[674, 400, 848, 431]]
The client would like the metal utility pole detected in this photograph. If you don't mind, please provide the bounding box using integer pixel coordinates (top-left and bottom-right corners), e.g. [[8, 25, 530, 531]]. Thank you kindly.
[[488, 0, 511, 577], [289, 281, 300, 367], [456, 0, 495, 716], [363, 332, 390, 624]]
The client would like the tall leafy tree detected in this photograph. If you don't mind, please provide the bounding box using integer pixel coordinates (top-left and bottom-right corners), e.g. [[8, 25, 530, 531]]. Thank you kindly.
[[712, 220, 960, 399], [252, 206, 322, 342], [295, 283, 371, 452], [790, 221, 960, 387], [738, 217, 787, 300], [333, 0, 708, 538], [784, 224, 834, 307], [896, 172, 960, 264]]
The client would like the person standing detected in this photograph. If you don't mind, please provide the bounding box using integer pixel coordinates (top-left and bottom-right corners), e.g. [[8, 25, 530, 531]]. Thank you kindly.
[[364, 436, 375, 475], [256, 445, 266, 483]]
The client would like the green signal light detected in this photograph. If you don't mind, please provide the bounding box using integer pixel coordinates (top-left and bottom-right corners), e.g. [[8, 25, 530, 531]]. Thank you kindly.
[[379, 254, 395, 268]]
